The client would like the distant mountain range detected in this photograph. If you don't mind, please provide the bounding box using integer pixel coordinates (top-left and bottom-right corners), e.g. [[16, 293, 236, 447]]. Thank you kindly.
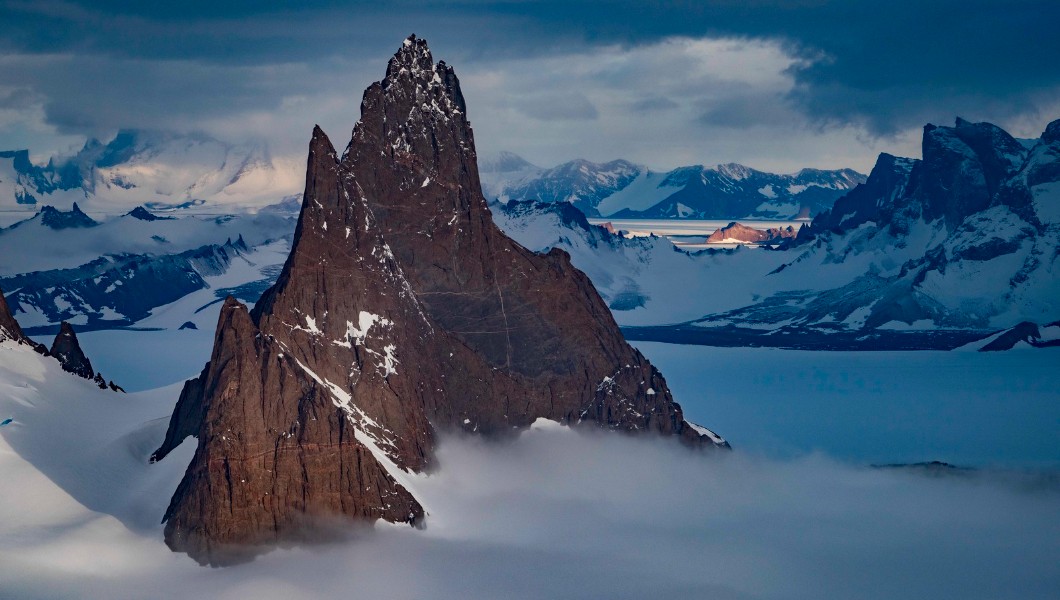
[[492, 117, 1060, 350], [0, 203, 295, 333], [4, 114, 1054, 351], [0, 130, 303, 215], [2, 129, 862, 222], [479, 151, 865, 219]]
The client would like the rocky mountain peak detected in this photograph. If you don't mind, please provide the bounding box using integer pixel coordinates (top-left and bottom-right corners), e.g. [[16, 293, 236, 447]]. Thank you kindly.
[[379, 34, 466, 116], [126, 205, 172, 221], [154, 35, 724, 566], [39, 202, 98, 230], [1042, 118, 1060, 144], [49, 321, 94, 380], [386, 34, 435, 80], [915, 118, 1029, 228], [714, 162, 753, 180]]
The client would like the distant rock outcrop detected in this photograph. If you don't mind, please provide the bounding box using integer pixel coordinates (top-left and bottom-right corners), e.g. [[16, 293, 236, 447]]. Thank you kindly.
[[49, 321, 95, 380], [706, 222, 798, 244], [39, 203, 98, 230], [153, 35, 725, 567], [979, 321, 1060, 351], [126, 205, 174, 221]]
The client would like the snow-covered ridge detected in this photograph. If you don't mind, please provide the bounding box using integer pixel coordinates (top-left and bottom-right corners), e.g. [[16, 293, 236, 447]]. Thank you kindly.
[[480, 151, 864, 220], [493, 116, 1060, 348], [0, 204, 295, 333]]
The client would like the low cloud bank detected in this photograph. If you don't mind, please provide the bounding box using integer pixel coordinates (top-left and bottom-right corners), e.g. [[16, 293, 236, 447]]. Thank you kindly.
[[2, 425, 1057, 600]]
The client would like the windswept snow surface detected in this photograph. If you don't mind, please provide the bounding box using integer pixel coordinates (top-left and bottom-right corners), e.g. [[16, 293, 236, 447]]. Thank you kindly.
[[1, 332, 1058, 598]]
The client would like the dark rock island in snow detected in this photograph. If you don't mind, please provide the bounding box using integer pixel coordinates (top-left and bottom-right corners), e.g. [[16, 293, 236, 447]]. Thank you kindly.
[[152, 35, 726, 566], [49, 321, 95, 380]]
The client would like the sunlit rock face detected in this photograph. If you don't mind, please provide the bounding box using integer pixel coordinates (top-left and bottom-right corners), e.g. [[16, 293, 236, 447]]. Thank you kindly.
[[153, 35, 725, 567]]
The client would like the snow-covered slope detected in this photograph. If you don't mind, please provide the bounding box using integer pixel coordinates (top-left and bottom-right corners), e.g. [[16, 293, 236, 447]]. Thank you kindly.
[[0, 130, 303, 218], [0, 337, 196, 577], [0, 204, 293, 275], [482, 152, 864, 219], [0, 205, 294, 333], [493, 200, 789, 326], [765, 118, 1060, 334], [493, 117, 1060, 349]]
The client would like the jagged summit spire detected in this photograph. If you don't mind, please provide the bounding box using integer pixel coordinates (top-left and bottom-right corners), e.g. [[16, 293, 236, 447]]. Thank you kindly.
[[386, 34, 434, 78], [376, 34, 466, 116], [154, 34, 724, 566], [305, 125, 337, 167]]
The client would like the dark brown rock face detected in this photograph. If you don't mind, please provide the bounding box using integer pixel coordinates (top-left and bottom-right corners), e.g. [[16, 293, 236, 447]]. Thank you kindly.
[[343, 36, 708, 436], [0, 287, 34, 346], [49, 321, 95, 379], [0, 286, 48, 355], [155, 34, 724, 567]]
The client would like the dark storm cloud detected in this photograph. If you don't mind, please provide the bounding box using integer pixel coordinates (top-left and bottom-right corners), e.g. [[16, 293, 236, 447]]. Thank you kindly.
[[0, 0, 1056, 169], [472, 0, 1060, 135]]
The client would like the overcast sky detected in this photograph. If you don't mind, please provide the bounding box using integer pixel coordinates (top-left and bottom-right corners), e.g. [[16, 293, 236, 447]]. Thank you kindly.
[[1, 0, 1058, 173]]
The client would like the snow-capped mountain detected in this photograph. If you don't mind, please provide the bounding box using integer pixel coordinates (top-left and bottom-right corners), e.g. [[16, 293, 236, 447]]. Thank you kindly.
[[493, 199, 787, 327], [0, 204, 295, 333], [0, 203, 294, 275], [3, 236, 248, 333], [0, 130, 303, 216], [481, 152, 865, 219], [493, 117, 1060, 350], [769, 117, 1060, 331]]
